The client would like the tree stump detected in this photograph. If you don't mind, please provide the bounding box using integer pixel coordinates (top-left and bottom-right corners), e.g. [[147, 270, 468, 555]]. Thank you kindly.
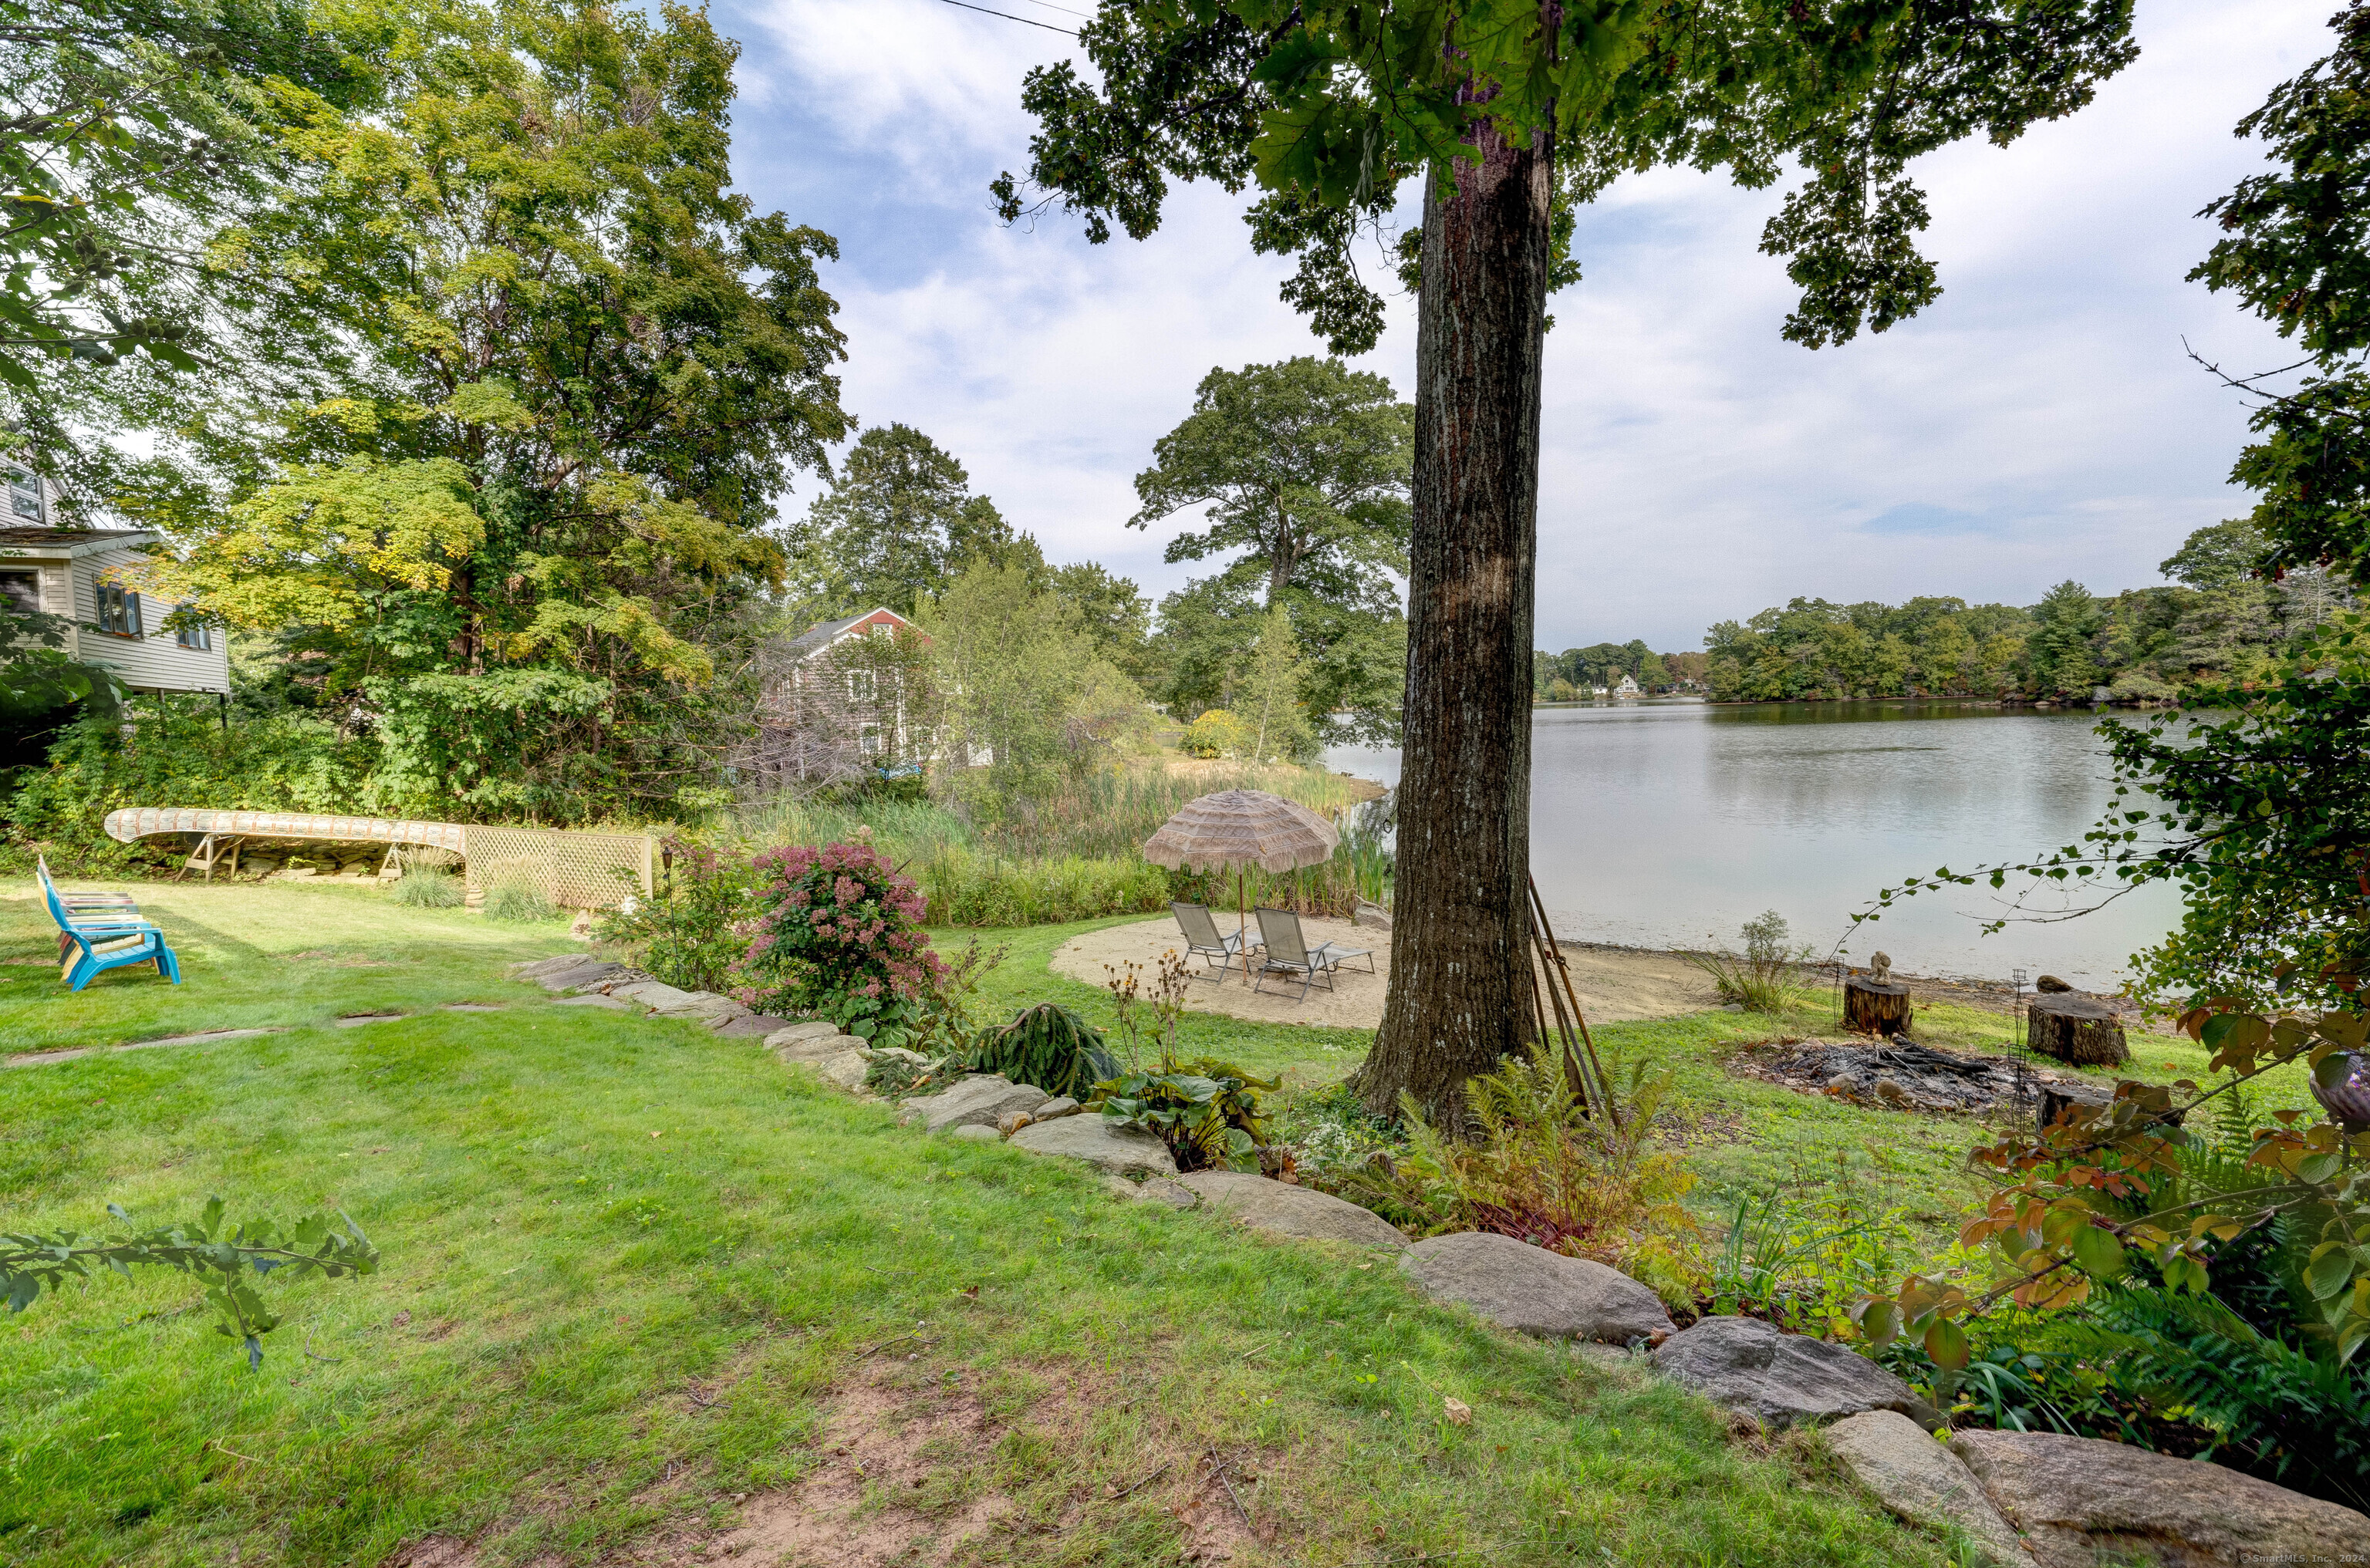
[[2027, 994, 2129, 1067], [1844, 976, 1913, 1037]]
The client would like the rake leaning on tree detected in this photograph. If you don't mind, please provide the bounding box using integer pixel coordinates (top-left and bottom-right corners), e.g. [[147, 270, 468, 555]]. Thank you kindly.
[[994, 0, 2139, 1125]]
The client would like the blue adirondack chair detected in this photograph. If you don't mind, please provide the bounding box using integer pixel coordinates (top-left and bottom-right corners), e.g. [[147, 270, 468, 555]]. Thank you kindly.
[[37, 860, 180, 991]]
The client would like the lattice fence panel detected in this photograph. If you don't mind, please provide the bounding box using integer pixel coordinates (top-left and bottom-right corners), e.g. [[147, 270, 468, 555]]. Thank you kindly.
[[461, 827, 654, 911]]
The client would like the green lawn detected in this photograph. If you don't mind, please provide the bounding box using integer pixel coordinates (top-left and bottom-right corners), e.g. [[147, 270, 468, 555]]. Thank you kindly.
[[0, 881, 1973, 1566]]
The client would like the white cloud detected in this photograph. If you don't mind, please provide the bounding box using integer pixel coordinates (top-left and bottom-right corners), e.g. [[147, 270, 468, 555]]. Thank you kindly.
[[720, 0, 2333, 649]]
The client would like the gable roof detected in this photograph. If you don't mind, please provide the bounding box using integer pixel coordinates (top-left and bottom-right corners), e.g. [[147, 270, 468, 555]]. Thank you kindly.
[[781, 607, 911, 661]]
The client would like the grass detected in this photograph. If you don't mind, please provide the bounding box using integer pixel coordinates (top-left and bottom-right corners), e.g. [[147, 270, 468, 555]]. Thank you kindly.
[[0, 880, 1964, 1566]]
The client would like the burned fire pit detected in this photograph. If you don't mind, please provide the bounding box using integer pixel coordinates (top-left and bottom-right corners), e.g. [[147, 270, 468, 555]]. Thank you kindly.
[[1735, 1038, 2041, 1115]]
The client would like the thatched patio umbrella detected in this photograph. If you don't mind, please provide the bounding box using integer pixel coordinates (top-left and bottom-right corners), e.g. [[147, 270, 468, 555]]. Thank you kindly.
[[1143, 789, 1339, 979]]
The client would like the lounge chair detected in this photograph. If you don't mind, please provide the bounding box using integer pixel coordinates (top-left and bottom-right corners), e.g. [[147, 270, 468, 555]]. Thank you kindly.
[[1171, 901, 1261, 980], [37, 856, 143, 959], [1251, 906, 1375, 1002], [38, 860, 180, 990]]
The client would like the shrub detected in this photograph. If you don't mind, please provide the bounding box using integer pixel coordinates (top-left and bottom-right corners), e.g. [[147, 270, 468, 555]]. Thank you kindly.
[[5, 707, 369, 873], [1684, 909, 1813, 1013], [388, 851, 464, 909], [970, 1003, 1119, 1099], [480, 857, 555, 922], [596, 838, 764, 993], [1343, 1051, 1703, 1306], [1180, 709, 1251, 758], [735, 842, 947, 1050]]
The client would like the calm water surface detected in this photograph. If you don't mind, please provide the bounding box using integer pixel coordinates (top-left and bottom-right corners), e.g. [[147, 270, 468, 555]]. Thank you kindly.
[[1327, 700, 2185, 990]]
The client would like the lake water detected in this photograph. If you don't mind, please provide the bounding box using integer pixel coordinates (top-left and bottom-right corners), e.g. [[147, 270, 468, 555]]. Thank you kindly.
[[1326, 700, 2186, 990]]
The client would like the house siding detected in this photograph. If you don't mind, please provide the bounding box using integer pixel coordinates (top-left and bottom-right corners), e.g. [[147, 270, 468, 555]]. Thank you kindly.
[[71, 547, 229, 693]]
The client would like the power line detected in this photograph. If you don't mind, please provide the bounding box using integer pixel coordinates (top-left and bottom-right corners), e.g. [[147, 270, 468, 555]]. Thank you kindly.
[[938, 0, 1079, 35]]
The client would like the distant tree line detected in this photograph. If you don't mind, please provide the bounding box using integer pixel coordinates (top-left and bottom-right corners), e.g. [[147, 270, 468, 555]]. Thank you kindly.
[[1530, 642, 1710, 700], [1699, 521, 2352, 703]]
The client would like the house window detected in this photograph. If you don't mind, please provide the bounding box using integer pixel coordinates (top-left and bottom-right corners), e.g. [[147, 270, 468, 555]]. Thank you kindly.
[[95, 582, 142, 637], [174, 612, 212, 651], [847, 669, 876, 703], [0, 570, 38, 617], [5, 466, 42, 523], [859, 723, 883, 757]]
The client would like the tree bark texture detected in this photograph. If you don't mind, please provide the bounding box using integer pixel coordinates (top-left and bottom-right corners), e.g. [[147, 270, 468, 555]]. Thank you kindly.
[[2027, 994, 2129, 1067], [1359, 123, 1554, 1126], [1844, 977, 1915, 1037]]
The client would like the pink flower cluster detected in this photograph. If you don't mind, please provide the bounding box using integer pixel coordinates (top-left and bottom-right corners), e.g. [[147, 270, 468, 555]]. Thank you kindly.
[[742, 842, 946, 1004]]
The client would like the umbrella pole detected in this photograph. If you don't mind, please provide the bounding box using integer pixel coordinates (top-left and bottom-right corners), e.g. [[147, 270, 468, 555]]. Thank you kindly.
[[1237, 868, 1248, 984]]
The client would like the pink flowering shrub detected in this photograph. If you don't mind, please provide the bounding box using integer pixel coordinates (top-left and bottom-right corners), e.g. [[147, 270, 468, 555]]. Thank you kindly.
[[734, 843, 949, 1051]]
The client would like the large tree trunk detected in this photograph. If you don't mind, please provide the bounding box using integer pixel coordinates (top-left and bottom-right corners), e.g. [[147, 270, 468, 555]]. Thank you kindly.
[[1358, 121, 1554, 1128]]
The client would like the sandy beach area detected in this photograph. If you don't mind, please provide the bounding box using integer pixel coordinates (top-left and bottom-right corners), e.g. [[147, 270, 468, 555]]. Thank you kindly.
[[1049, 914, 1725, 1030]]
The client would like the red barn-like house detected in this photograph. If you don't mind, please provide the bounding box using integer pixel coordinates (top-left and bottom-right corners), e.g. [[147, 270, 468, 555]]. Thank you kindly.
[[749, 607, 934, 787]]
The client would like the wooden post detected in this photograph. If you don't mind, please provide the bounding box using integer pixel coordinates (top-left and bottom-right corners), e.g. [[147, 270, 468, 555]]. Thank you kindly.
[[2027, 994, 2129, 1067], [1844, 976, 1914, 1037]]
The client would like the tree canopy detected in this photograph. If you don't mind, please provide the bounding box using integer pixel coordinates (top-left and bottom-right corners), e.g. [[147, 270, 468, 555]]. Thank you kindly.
[[0, 0, 358, 379], [2193, 0, 2370, 578], [1130, 355, 1411, 744], [123, 0, 851, 820], [997, 0, 2139, 357], [791, 423, 1035, 618]]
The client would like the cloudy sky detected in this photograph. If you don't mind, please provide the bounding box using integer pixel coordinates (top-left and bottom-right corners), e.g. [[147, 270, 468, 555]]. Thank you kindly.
[[717, 0, 2331, 654]]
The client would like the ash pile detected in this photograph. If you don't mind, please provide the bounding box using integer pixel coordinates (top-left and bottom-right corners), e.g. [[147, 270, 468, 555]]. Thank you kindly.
[[1736, 1038, 2037, 1114]]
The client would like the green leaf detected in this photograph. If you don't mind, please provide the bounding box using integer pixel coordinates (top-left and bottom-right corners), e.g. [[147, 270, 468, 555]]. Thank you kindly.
[[2069, 1223, 2126, 1280], [1922, 1317, 1969, 1370], [2305, 1242, 2357, 1301]]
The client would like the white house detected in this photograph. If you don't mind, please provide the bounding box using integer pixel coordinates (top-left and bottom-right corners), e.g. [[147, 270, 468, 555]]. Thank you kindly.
[[1612, 673, 1642, 698], [2, 465, 229, 696]]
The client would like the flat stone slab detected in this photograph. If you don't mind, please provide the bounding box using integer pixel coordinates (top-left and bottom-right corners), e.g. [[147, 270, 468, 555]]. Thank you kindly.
[[1176, 1171, 1407, 1248], [653, 990, 744, 1020], [1008, 1114, 1178, 1178], [782, 1056, 876, 1094], [1951, 1428, 2370, 1568], [512, 953, 596, 980], [1399, 1232, 1674, 1343], [764, 1021, 845, 1050], [333, 1013, 407, 1027], [708, 1013, 794, 1038], [901, 1074, 1048, 1134], [1826, 1411, 2033, 1567], [606, 980, 700, 1012], [553, 993, 632, 1010], [772, 1029, 861, 1064], [6, 1027, 282, 1069], [1106, 1174, 1201, 1209], [1654, 1316, 1938, 1429], [441, 1003, 503, 1013]]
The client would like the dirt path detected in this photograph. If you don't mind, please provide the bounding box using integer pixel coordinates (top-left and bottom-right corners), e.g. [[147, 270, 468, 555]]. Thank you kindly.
[[1049, 916, 1723, 1030]]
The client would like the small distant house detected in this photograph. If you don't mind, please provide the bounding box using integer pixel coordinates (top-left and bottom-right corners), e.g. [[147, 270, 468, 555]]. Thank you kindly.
[[750, 607, 933, 787], [1, 468, 228, 699], [1612, 674, 1642, 698]]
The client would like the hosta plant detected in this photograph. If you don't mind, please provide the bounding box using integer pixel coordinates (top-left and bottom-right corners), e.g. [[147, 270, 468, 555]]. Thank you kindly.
[[1096, 1058, 1276, 1172]]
